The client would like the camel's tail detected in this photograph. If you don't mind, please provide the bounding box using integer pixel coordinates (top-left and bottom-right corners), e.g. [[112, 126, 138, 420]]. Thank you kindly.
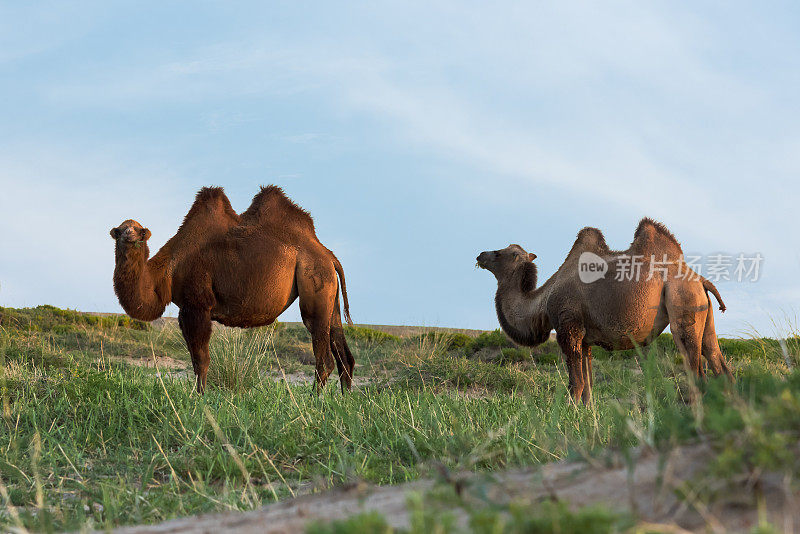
[[331, 254, 353, 325], [701, 276, 726, 313]]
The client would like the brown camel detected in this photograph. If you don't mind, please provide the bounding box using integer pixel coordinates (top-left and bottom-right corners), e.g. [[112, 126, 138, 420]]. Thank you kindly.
[[476, 218, 733, 404], [110, 186, 355, 394]]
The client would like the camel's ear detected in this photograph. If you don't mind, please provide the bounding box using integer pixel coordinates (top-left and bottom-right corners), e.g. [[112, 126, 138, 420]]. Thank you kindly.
[[110, 227, 120, 240], [141, 228, 152, 241], [528, 253, 537, 262]]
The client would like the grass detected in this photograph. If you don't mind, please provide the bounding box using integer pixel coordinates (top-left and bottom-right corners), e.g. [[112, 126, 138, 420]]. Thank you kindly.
[[307, 500, 635, 534], [207, 325, 281, 391], [0, 305, 149, 332], [345, 326, 402, 345], [0, 305, 798, 532]]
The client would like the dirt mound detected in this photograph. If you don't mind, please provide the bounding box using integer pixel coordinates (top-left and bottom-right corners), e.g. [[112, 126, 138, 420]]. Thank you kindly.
[[111, 444, 797, 533]]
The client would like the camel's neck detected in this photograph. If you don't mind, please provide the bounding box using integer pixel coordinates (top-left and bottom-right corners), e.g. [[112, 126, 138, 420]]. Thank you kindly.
[[494, 264, 552, 347], [113, 243, 171, 322]]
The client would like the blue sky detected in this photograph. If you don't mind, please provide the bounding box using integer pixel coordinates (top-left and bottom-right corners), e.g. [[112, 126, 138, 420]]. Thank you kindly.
[[1, 1, 799, 336]]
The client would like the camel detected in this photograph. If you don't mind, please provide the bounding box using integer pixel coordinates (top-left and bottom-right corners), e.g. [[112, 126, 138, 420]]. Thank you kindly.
[[476, 218, 733, 404], [110, 186, 355, 394]]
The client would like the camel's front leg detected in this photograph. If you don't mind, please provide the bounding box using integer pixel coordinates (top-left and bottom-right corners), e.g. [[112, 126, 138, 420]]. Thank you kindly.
[[581, 341, 593, 405], [557, 324, 586, 404], [178, 307, 213, 394]]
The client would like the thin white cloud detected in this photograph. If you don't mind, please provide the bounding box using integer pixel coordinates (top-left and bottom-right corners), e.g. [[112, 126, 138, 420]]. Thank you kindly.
[[6, 2, 799, 333], [37, 5, 790, 252]]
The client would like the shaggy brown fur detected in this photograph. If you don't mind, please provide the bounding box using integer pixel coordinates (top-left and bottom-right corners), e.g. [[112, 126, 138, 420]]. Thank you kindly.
[[478, 218, 732, 405], [111, 186, 354, 393]]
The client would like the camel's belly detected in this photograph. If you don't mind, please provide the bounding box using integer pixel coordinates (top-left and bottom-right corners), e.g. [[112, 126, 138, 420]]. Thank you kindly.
[[212, 281, 298, 328], [204, 242, 298, 324], [584, 303, 669, 350], [212, 311, 277, 329], [588, 330, 659, 351], [581, 283, 669, 350]]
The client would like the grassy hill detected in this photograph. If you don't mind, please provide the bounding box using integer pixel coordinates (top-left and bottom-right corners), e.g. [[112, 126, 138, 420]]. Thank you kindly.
[[1, 305, 799, 532]]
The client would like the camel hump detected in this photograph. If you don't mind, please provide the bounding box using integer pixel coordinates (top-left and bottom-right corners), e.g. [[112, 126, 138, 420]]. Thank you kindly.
[[240, 185, 316, 233], [185, 187, 240, 227], [631, 217, 683, 255], [571, 227, 611, 255], [196, 186, 227, 203], [156, 186, 241, 264]]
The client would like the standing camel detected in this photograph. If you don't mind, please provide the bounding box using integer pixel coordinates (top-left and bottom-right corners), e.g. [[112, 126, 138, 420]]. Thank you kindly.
[[110, 186, 355, 393], [476, 218, 733, 404]]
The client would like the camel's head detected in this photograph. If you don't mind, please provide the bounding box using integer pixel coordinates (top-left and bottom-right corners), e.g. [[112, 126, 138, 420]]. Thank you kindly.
[[110, 219, 151, 245], [476, 244, 536, 279]]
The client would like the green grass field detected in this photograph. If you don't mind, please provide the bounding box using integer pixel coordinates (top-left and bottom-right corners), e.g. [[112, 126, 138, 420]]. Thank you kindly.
[[1, 305, 799, 532]]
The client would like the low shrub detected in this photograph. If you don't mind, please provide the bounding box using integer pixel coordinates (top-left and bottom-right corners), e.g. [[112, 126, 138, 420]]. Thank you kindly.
[[405, 331, 473, 352], [466, 329, 514, 354], [307, 512, 391, 534], [344, 326, 401, 344], [307, 497, 633, 534], [498, 347, 531, 364], [473, 501, 634, 534], [397, 352, 531, 393]]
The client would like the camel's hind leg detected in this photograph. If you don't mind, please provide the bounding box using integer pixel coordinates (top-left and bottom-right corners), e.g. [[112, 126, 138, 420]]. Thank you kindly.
[[700, 304, 734, 380], [298, 273, 337, 394], [301, 310, 335, 392], [330, 295, 355, 392], [665, 286, 706, 380], [557, 323, 586, 404], [178, 306, 212, 394]]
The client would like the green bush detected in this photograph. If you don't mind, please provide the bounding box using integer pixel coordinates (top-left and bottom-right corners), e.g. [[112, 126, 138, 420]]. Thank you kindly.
[[307, 512, 393, 534], [472, 501, 633, 534], [405, 332, 473, 352], [529, 341, 561, 365], [498, 347, 531, 364], [344, 326, 401, 344], [444, 332, 473, 350], [466, 329, 514, 354]]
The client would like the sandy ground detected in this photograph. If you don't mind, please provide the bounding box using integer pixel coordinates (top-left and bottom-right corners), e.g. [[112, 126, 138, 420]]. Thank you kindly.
[[111, 443, 798, 533]]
